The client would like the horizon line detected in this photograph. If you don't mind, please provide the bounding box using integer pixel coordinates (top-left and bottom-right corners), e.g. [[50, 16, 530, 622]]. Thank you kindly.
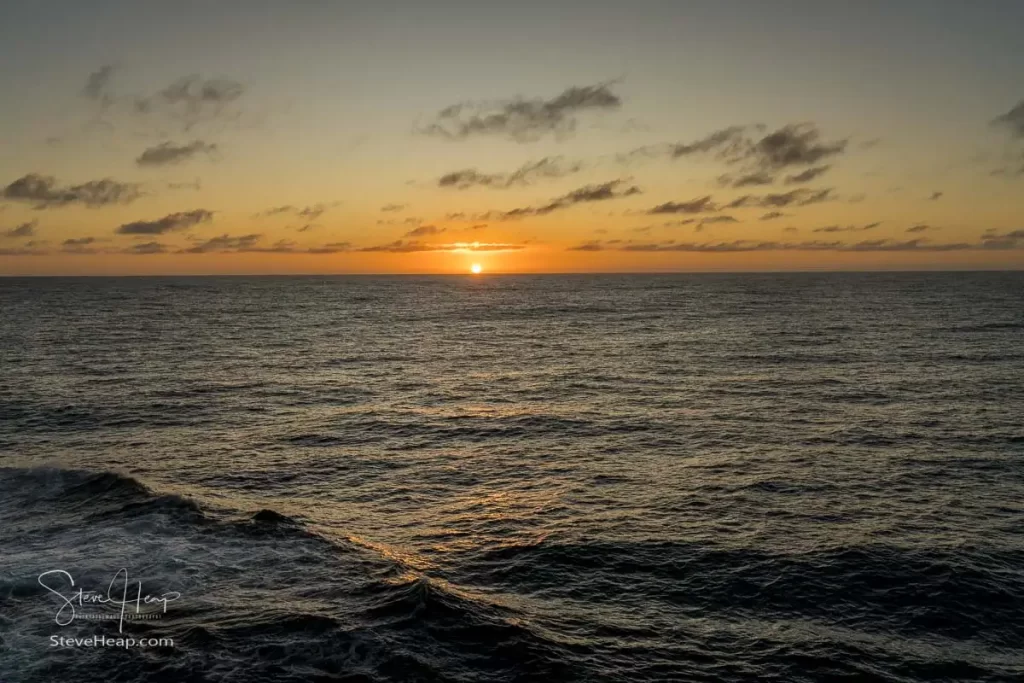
[[2, 267, 1023, 278]]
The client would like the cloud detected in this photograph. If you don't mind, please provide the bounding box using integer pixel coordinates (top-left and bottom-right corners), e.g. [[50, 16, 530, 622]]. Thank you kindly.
[[666, 125, 751, 159], [404, 224, 445, 237], [116, 209, 213, 235], [2, 237, 358, 257], [187, 236, 355, 254], [980, 229, 1024, 250], [990, 163, 1024, 178], [811, 223, 880, 233], [993, 101, 1024, 138], [480, 180, 641, 220], [928, 191, 944, 201], [786, 165, 832, 184], [760, 211, 787, 221], [255, 202, 340, 221], [296, 204, 334, 221], [754, 125, 846, 170], [244, 239, 300, 253], [716, 171, 776, 188], [306, 242, 352, 254], [258, 205, 296, 217], [1, 174, 142, 209], [81, 65, 115, 106], [438, 157, 585, 189], [123, 241, 169, 255], [420, 82, 621, 142], [567, 238, 982, 253], [183, 233, 262, 253], [136, 140, 217, 167], [2, 220, 37, 238], [380, 203, 407, 212], [359, 240, 526, 253], [61, 237, 101, 253], [377, 216, 423, 226], [698, 215, 739, 225], [634, 123, 848, 177], [906, 224, 937, 233], [841, 239, 972, 252], [647, 195, 718, 215], [567, 241, 606, 251], [135, 75, 245, 131], [726, 188, 836, 209]]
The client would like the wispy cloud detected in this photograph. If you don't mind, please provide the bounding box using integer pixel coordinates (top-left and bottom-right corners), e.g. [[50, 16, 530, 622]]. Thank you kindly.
[[631, 123, 848, 177], [479, 180, 641, 220], [305, 242, 352, 254], [116, 209, 213, 235], [694, 216, 739, 232], [566, 237, 986, 253], [359, 240, 526, 253], [136, 140, 217, 167], [404, 225, 445, 237], [61, 236, 100, 253], [726, 188, 836, 209], [811, 223, 880, 233], [786, 165, 832, 184], [2, 220, 37, 238], [1, 174, 142, 209], [255, 202, 340, 221], [567, 241, 606, 252], [993, 101, 1024, 138], [752, 125, 846, 170], [134, 75, 245, 131], [183, 233, 261, 253], [380, 203, 407, 212], [647, 196, 718, 215], [175, 234, 356, 255], [980, 229, 1024, 249], [123, 241, 169, 255], [81, 65, 116, 108], [420, 82, 622, 142], [716, 171, 775, 188], [438, 157, 584, 189]]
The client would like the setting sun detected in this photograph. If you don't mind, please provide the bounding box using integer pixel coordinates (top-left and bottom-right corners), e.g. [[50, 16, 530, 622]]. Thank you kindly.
[[470, 264, 483, 274]]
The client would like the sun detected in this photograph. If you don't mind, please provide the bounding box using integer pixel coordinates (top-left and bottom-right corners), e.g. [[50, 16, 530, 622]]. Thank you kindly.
[[470, 263, 483, 274]]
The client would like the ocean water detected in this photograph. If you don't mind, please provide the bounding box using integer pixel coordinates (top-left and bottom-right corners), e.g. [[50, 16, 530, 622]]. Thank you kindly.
[[1, 272, 1023, 682]]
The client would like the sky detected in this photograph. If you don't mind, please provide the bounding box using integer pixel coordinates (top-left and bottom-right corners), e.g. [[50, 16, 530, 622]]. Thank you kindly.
[[1, 0, 1023, 275]]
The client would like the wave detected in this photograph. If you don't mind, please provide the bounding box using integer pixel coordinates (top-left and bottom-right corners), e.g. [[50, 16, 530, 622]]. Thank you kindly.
[[0, 466, 578, 683], [450, 538, 1024, 649]]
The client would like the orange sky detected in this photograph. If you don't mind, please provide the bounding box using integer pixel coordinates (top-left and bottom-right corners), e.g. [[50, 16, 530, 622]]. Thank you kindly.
[[2, 1, 1023, 274]]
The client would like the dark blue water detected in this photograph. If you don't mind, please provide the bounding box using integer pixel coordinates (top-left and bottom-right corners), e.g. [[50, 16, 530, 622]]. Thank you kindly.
[[1, 273, 1023, 682]]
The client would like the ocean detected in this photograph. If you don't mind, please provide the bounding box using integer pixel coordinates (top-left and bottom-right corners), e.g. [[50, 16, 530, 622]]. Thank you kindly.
[[1, 272, 1022, 682]]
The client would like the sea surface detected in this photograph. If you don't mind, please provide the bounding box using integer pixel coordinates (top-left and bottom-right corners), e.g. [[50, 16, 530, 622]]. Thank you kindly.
[[1, 272, 1023, 682]]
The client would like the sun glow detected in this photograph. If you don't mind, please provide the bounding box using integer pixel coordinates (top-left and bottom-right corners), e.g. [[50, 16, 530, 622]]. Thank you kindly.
[[470, 263, 483, 274]]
